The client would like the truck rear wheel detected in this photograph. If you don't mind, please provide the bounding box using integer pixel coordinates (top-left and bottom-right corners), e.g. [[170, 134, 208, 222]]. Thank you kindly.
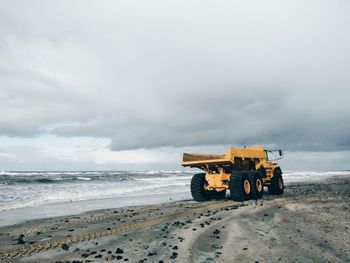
[[229, 172, 252, 201], [249, 172, 264, 199], [268, 168, 284, 195], [191, 173, 210, 201]]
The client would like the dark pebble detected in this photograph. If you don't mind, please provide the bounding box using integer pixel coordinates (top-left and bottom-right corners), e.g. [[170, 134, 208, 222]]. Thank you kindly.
[[170, 252, 178, 259], [116, 255, 123, 260], [172, 246, 178, 250], [116, 248, 124, 254], [16, 238, 25, 245], [81, 253, 89, 258], [61, 243, 69, 251], [213, 229, 220, 235]]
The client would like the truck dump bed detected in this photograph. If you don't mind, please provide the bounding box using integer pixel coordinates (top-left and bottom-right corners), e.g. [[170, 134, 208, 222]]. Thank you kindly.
[[181, 146, 266, 168]]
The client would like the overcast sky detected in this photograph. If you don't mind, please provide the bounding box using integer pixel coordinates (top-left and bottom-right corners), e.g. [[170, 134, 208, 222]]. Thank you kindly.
[[0, 1, 349, 171]]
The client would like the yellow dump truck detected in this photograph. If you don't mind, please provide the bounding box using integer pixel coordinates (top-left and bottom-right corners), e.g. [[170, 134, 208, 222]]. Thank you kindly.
[[181, 146, 284, 202]]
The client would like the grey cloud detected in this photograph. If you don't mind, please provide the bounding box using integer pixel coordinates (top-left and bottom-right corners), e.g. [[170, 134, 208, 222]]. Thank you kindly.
[[1, 1, 350, 152]]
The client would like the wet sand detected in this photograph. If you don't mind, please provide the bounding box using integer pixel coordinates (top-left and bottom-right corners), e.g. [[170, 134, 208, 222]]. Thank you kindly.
[[0, 175, 349, 263]]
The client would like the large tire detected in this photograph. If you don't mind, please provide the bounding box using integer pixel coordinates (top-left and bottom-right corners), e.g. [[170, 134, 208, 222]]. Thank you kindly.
[[191, 173, 210, 201], [210, 190, 227, 200], [229, 172, 252, 201], [268, 168, 284, 195], [249, 172, 264, 199]]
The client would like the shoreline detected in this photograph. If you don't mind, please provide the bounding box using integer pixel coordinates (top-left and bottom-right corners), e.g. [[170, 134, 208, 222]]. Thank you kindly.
[[0, 192, 192, 228], [0, 175, 349, 262], [1, 171, 348, 228]]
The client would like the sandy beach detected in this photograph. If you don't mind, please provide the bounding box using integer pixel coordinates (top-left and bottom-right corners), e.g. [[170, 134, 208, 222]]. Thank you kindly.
[[0, 175, 349, 263]]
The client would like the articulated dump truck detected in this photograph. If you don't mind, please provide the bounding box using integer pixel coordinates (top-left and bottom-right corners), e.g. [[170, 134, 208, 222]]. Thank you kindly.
[[181, 146, 284, 202]]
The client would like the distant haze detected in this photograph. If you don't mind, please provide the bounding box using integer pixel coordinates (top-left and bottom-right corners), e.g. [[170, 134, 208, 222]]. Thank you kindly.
[[0, 1, 349, 171]]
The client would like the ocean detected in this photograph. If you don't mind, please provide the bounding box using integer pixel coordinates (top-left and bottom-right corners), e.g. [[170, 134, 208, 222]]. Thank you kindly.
[[1, 170, 348, 212]]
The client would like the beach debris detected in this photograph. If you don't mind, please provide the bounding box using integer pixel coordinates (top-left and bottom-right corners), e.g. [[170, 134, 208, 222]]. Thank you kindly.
[[213, 229, 221, 235], [116, 248, 124, 254], [61, 243, 69, 251], [105, 255, 114, 261], [16, 235, 26, 245], [170, 252, 178, 259]]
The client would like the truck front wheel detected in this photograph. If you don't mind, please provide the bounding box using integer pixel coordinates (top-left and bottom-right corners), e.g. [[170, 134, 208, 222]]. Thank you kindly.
[[268, 168, 284, 195]]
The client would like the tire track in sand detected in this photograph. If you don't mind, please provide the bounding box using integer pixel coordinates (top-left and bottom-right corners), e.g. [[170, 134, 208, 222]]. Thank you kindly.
[[0, 201, 241, 261]]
